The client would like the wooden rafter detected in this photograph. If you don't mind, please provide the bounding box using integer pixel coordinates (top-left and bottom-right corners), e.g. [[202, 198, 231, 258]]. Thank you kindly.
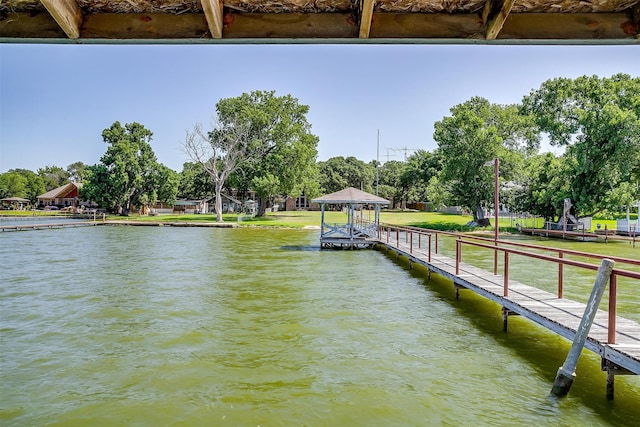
[[359, 0, 375, 39], [40, 0, 83, 39], [1, 2, 638, 43], [482, 0, 492, 25], [486, 0, 515, 40], [201, 0, 223, 39]]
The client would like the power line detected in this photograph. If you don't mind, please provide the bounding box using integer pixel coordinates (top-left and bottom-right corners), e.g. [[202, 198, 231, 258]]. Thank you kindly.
[[391, 147, 421, 161]]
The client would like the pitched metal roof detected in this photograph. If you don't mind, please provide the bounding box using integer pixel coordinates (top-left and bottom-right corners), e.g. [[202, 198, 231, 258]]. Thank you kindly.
[[312, 187, 390, 204], [37, 182, 81, 200], [1, 0, 638, 43]]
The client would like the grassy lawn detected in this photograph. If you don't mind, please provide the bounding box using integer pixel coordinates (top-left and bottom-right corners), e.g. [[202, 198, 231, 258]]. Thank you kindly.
[[9, 209, 622, 232], [122, 210, 514, 231]]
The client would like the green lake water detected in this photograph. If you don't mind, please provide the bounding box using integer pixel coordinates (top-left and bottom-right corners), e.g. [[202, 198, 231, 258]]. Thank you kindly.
[[1, 226, 638, 426]]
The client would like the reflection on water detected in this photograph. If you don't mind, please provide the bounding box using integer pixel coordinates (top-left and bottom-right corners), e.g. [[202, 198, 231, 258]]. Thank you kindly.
[[1, 226, 638, 426]]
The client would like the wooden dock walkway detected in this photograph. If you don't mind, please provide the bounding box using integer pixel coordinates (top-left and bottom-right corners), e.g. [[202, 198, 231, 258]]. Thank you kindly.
[[0, 221, 101, 232], [375, 227, 640, 397]]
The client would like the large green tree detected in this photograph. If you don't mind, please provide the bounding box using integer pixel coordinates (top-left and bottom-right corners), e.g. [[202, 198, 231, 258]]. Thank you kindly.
[[67, 161, 88, 183], [400, 150, 442, 208], [38, 165, 70, 191], [178, 162, 213, 200], [434, 97, 539, 223], [155, 164, 180, 208], [185, 91, 319, 220], [318, 156, 375, 195], [220, 91, 319, 216], [514, 152, 570, 221], [0, 171, 28, 199], [0, 169, 45, 203], [521, 74, 640, 217], [81, 122, 161, 215], [376, 160, 404, 207]]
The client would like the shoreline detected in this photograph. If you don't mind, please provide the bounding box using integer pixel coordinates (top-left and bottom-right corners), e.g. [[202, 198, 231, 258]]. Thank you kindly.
[[105, 220, 237, 228]]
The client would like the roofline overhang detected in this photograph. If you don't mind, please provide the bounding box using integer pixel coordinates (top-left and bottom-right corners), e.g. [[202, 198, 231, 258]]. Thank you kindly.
[[2, 37, 638, 46]]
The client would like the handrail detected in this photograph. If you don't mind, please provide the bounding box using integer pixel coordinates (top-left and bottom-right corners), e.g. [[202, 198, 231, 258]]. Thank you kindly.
[[375, 222, 640, 345], [455, 238, 640, 344], [376, 221, 640, 269]]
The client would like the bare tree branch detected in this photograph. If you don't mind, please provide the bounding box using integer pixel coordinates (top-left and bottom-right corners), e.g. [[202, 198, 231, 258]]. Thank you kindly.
[[183, 115, 253, 222]]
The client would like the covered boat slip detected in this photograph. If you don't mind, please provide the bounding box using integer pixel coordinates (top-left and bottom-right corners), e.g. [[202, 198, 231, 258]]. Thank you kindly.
[[312, 187, 389, 249], [1, 1, 639, 43]]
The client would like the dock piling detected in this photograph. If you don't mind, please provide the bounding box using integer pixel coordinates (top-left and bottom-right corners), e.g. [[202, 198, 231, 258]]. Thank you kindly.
[[551, 258, 615, 397]]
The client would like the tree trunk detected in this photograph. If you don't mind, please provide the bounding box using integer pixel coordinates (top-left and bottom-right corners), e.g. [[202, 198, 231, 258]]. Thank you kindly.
[[214, 182, 223, 222], [257, 195, 267, 217], [475, 205, 490, 226]]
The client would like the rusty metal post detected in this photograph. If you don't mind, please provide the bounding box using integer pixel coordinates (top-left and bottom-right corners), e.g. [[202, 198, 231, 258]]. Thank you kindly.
[[503, 251, 509, 297], [410, 231, 413, 254], [435, 232, 439, 254], [396, 227, 399, 247], [551, 259, 615, 397], [558, 252, 564, 299], [428, 234, 431, 262], [494, 158, 499, 275], [455, 238, 461, 275], [608, 273, 617, 344]]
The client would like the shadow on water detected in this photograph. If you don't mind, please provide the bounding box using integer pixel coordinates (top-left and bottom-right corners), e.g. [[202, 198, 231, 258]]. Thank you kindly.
[[378, 247, 640, 426]]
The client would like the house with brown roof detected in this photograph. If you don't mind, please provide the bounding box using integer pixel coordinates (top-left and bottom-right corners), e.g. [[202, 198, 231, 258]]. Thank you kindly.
[[37, 182, 82, 209]]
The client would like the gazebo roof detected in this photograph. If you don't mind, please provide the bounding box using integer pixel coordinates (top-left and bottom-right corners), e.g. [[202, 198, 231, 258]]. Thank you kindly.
[[312, 187, 390, 205]]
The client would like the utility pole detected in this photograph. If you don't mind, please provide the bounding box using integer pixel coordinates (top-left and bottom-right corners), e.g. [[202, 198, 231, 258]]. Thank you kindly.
[[385, 148, 396, 162], [376, 129, 380, 196]]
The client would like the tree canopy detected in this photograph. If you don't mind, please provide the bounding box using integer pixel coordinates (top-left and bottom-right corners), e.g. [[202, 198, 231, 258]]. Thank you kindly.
[[434, 97, 539, 222], [0, 169, 45, 203], [38, 165, 71, 191], [178, 162, 213, 201], [318, 156, 375, 195], [521, 73, 640, 217], [81, 121, 173, 215], [220, 91, 320, 215]]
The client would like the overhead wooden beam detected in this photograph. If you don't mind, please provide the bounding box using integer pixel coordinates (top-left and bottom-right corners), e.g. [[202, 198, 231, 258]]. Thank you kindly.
[[201, 0, 223, 39], [0, 12, 67, 38], [223, 13, 358, 39], [371, 13, 482, 39], [82, 14, 209, 39], [40, 0, 83, 39], [486, 0, 514, 40], [499, 13, 633, 40], [359, 0, 375, 38]]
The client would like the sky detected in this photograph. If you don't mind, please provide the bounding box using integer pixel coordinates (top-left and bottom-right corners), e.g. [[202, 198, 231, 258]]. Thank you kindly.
[[0, 43, 638, 174]]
